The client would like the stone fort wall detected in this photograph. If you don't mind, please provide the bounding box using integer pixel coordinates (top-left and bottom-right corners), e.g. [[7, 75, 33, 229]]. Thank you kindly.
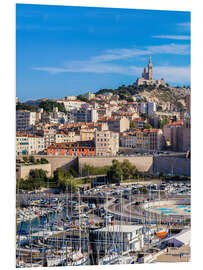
[[78, 156, 153, 173], [30, 155, 77, 175], [16, 163, 52, 179], [153, 156, 190, 176], [29, 155, 190, 176]]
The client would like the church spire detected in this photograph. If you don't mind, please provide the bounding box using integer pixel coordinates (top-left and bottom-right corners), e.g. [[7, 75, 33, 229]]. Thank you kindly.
[[148, 56, 153, 80]]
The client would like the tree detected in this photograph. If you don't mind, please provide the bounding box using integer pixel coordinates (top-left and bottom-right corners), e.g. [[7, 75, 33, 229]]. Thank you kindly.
[[157, 105, 162, 112], [16, 102, 38, 112], [56, 175, 77, 193], [130, 121, 136, 129], [29, 169, 47, 180], [57, 178, 67, 192], [40, 158, 49, 164], [121, 159, 137, 180], [139, 186, 148, 194], [158, 118, 170, 129], [82, 164, 109, 176], [144, 123, 152, 129], [126, 97, 134, 102], [22, 156, 28, 163], [66, 180, 78, 193], [140, 113, 148, 120], [29, 156, 35, 164], [107, 159, 138, 182], [53, 168, 72, 182], [121, 160, 132, 179], [77, 95, 89, 103], [39, 101, 66, 113], [53, 168, 74, 192], [107, 160, 123, 184]]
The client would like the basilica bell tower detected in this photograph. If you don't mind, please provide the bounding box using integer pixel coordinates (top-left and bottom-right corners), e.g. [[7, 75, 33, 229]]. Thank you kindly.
[[148, 56, 153, 80]]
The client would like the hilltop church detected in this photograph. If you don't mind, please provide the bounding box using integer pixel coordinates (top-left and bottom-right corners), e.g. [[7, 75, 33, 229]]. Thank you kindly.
[[136, 56, 166, 86]]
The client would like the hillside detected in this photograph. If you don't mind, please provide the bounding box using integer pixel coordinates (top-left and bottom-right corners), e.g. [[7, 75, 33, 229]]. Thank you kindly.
[[95, 83, 190, 111]]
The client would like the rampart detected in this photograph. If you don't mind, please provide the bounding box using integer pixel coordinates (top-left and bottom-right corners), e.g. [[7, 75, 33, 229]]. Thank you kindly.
[[16, 163, 51, 179], [27, 155, 78, 175], [27, 154, 190, 177], [78, 156, 153, 173], [153, 156, 190, 176]]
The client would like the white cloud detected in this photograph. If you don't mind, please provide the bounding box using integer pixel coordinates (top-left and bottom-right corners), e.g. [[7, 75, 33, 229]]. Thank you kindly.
[[147, 44, 190, 55], [176, 22, 190, 32], [32, 43, 190, 84], [33, 64, 190, 84], [33, 67, 69, 74], [153, 35, 190, 40], [92, 44, 190, 63], [153, 66, 190, 83], [33, 63, 142, 76]]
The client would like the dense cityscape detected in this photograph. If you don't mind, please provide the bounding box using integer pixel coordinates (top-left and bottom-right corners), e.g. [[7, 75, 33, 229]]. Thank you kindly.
[[16, 57, 191, 267]]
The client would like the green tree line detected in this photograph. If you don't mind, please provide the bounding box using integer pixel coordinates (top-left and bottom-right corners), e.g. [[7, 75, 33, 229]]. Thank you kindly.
[[16, 100, 67, 114]]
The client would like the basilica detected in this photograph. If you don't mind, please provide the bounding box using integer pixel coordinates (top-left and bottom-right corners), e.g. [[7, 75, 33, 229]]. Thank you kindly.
[[136, 56, 166, 86]]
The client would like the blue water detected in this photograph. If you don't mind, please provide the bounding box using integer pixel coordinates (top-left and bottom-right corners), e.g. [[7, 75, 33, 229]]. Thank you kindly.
[[160, 210, 177, 214], [176, 205, 188, 208], [184, 210, 191, 212], [156, 208, 172, 211], [17, 207, 68, 235]]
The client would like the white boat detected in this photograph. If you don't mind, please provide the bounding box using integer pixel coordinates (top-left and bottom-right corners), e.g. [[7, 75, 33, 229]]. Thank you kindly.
[[47, 251, 88, 267], [47, 255, 66, 267], [99, 253, 120, 265], [116, 255, 135, 264], [67, 251, 88, 266]]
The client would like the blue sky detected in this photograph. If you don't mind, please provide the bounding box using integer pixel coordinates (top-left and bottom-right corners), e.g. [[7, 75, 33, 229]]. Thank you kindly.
[[16, 4, 190, 102]]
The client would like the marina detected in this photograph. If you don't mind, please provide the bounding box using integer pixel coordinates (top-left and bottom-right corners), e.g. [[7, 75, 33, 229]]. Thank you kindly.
[[16, 180, 191, 267]]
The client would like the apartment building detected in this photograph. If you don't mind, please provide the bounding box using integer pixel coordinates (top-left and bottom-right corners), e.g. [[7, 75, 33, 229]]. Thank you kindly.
[[147, 102, 157, 115], [95, 128, 119, 156], [97, 107, 112, 119], [16, 110, 37, 131], [136, 129, 164, 150], [47, 140, 96, 157], [107, 117, 130, 133], [163, 119, 190, 152], [41, 107, 67, 124], [37, 128, 57, 149], [80, 128, 96, 141], [83, 91, 95, 100], [57, 98, 86, 111], [120, 134, 137, 148], [120, 129, 164, 150], [55, 131, 77, 143], [73, 108, 98, 123], [134, 119, 145, 129], [185, 94, 190, 114], [16, 133, 44, 155]]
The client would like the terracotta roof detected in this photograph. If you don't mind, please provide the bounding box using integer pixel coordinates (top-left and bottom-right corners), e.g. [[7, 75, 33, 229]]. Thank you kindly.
[[58, 99, 86, 103], [165, 120, 183, 127], [143, 129, 160, 133], [16, 132, 43, 138], [48, 140, 95, 149]]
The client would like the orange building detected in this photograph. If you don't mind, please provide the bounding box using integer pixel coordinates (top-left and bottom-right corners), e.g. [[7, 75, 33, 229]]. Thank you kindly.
[[47, 140, 96, 157]]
